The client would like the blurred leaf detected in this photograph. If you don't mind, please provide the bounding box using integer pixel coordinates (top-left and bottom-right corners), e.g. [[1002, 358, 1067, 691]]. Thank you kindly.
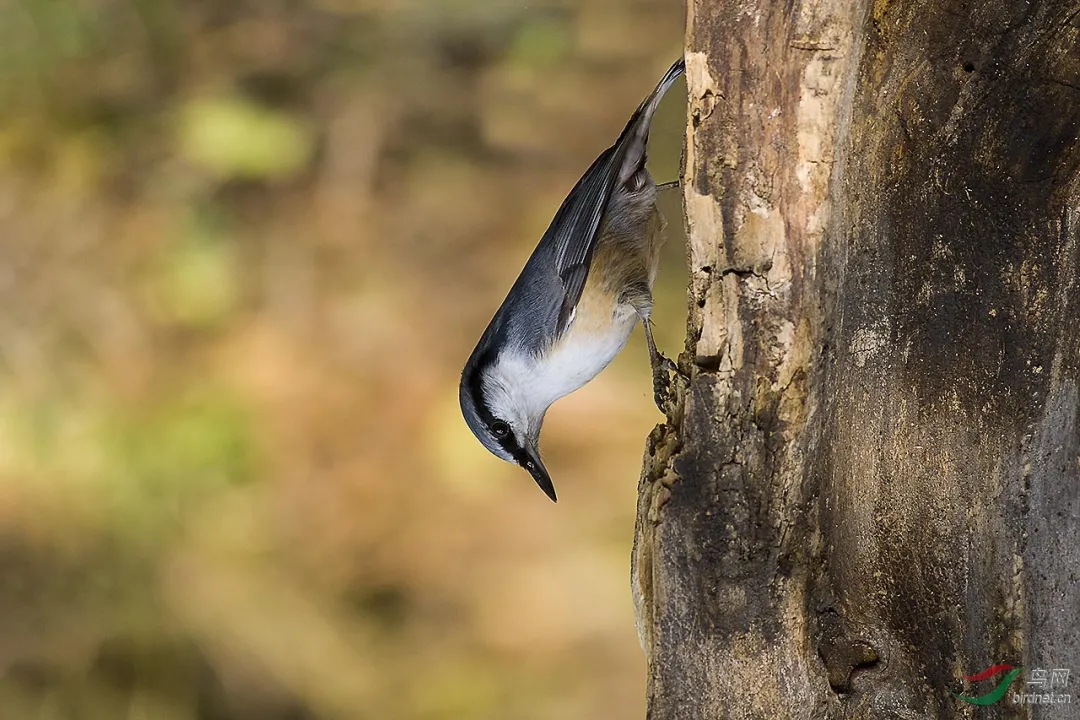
[[506, 17, 572, 68], [153, 206, 239, 328], [0, 391, 105, 487], [20, 0, 97, 60], [54, 129, 109, 194], [109, 390, 256, 494], [95, 388, 258, 543], [410, 659, 501, 720], [0, 383, 257, 544], [178, 96, 314, 180]]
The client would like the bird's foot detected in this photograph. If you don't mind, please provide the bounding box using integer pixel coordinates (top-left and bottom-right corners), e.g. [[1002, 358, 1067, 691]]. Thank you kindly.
[[651, 353, 680, 412]]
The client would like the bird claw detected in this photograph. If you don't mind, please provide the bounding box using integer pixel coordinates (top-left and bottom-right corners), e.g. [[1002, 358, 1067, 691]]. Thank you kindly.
[[651, 353, 679, 412]]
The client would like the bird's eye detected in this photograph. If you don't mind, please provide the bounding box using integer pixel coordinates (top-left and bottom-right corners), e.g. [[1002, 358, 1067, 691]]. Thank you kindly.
[[490, 420, 511, 439]]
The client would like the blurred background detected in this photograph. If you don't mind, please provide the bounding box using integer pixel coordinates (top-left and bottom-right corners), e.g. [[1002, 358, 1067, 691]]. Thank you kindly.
[[0, 0, 686, 718]]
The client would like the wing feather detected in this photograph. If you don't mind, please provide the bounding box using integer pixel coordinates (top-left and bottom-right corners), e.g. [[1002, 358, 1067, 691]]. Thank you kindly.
[[547, 149, 622, 336], [543, 58, 686, 338]]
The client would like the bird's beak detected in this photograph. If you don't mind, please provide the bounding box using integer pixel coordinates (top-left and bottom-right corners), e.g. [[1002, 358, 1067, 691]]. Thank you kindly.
[[522, 446, 556, 502]]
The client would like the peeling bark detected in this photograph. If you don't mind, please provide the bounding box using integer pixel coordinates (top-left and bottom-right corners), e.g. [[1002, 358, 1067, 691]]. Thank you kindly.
[[634, 1, 1080, 718]]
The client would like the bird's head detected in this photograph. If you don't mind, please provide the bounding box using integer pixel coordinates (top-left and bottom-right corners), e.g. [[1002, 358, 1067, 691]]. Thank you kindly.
[[459, 349, 555, 501]]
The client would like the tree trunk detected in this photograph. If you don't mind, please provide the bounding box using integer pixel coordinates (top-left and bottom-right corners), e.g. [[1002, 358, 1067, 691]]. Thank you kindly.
[[633, 1, 1080, 718]]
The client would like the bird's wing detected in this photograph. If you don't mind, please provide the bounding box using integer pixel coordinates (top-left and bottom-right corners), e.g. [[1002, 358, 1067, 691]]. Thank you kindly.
[[546, 148, 622, 336], [545, 58, 686, 338]]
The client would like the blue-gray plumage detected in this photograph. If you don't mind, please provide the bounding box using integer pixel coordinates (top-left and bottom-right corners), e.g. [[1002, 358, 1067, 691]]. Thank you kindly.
[[460, 58, 685, 502]]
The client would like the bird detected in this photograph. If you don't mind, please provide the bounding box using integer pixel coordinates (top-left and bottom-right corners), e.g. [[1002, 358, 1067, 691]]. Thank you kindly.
[[459, 57, 685, 502]]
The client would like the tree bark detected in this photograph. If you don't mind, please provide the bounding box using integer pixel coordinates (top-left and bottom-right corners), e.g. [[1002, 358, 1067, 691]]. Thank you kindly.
[[634, 1, 1080, 718]]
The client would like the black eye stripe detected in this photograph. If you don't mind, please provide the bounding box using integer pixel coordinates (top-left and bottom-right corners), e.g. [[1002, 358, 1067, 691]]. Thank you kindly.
[[491, 420, 510, 438], [466, 349, 498, 425], [465, 348, 526, 463]]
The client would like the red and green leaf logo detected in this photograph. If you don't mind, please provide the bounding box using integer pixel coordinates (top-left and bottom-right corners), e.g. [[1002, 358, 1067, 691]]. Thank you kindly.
[[954, 664, 1023, 706]]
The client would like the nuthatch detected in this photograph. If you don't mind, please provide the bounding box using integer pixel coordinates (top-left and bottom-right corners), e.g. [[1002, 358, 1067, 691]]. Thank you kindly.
[[460, 58, 685, 502]]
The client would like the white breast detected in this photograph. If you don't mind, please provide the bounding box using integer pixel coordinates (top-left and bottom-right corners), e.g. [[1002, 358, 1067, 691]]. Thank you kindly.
[[536, 307, 639, 405], [485, 307, 640, 428]]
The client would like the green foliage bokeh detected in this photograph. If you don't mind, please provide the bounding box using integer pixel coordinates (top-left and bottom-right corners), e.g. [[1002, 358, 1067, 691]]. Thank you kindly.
[[0, 1, 686, 718]]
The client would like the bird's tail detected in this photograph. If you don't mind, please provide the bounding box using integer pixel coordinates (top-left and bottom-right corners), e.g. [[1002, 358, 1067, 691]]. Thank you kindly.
[[615, 57, 685, 187]]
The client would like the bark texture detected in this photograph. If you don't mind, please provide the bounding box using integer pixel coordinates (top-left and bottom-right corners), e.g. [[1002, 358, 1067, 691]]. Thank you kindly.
[[633, 1, 1080, 718]]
